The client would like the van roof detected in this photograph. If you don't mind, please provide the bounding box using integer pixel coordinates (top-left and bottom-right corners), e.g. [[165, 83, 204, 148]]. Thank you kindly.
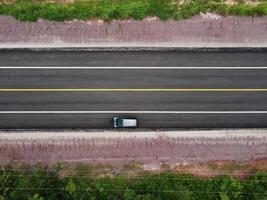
[[122, 119, 137, 127]]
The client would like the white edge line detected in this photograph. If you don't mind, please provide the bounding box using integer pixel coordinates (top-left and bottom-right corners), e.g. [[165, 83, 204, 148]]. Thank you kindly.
[[1, 111, 267, 114], [0, 67, 267, 69]]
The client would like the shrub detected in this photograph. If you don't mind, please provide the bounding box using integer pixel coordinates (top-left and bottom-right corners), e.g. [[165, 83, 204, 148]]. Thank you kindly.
[[7, 0, 41, 21], [128, 0, 149, 20], [70, 1, 97, 20], [175, 1, 206, 20], [253, 3, 267, 16], [148, 0, 173, 20], [95, 0, 118, 20], [40, 3, 72, 21], [228, 4, 254, 16]]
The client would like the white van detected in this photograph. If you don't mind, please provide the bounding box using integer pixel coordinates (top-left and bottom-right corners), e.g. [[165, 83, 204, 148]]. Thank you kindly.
[[113, 116, 137, 128]]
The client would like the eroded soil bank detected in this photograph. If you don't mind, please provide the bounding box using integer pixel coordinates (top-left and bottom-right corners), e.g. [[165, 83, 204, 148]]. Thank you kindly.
[[0, 15, 267, 47], [1, 129, 267, 177], [1, 129, 266, 174]]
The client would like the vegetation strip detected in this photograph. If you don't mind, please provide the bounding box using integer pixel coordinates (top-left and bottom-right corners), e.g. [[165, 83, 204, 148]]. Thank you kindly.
[[0, 0, 266, 22], [0, 165, 267, 199]]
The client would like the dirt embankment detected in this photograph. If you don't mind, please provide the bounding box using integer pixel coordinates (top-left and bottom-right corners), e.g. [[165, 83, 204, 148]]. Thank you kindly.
[[0, 15, 267, 47], [1, 131, 266, 165], [1, 130, 267, 176]]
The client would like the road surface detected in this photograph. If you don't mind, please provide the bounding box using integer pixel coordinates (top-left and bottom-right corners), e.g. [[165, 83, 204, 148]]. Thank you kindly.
[[0, 49, 267, 128]]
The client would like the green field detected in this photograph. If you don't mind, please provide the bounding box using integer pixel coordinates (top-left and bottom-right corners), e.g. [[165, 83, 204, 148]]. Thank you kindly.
[[0, 0, 266, 21]]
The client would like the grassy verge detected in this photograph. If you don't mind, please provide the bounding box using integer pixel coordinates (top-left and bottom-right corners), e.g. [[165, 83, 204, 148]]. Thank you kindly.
[[0, 0, 266, 22], [0, 162, 267, 200]]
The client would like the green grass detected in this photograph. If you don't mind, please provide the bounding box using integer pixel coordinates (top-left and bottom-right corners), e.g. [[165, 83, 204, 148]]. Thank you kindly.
[[0, 164, 267, 200], [0, 0, 266, 22]]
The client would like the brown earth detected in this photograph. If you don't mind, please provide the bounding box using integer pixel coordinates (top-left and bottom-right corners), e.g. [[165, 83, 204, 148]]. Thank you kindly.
[[0, 15, 267, 47], [1, 136, 266, 167]]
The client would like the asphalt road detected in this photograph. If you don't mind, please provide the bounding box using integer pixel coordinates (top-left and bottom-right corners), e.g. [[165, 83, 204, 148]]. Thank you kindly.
[[0, 50, 267, 129]]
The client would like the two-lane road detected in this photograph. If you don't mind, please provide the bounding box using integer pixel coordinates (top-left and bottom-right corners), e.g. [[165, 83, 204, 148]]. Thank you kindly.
[[0, 50, 267, 128]]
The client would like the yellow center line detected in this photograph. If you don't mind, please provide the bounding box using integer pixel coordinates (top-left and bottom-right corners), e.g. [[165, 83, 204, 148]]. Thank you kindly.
[[0, 88, 267, 92]]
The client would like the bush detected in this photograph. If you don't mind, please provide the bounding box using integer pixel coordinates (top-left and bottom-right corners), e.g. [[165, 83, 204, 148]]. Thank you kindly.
[[95, 0, 118, 20], [67, 1, 97, 20], [226, 3, 267, 16], [228, 4, 254, 16], [128, 0, 149, 20], [39, 3, 73, 21], [147, 0, 173, 20], [6, 0, 41, 21], [253, 3, 267, 16]]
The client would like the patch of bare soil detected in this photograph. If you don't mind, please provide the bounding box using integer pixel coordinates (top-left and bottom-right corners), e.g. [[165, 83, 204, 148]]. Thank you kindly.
[[172, 160, 266, 178]]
